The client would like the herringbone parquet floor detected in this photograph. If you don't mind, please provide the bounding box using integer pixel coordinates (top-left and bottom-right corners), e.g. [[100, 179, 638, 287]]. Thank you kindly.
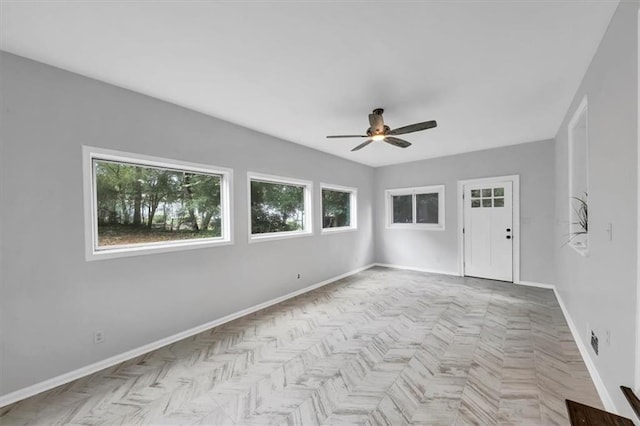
[[0, 267, 602, 425]]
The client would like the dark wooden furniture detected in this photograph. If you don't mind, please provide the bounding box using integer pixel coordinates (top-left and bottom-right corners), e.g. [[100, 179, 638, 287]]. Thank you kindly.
[[566, 399, 634, 426]]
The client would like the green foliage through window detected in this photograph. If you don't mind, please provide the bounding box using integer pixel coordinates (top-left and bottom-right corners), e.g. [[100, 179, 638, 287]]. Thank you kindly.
[[322, 189, 351, 228], [94, 160, 222, 247], [251, 180, 305, 234]]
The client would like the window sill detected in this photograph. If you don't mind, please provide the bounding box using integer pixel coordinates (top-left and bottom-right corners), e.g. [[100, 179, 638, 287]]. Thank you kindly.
[[321, 227, 357, 235], [387, 224, 445, 231], [249, 230, 313, 243], [569, 242, 589, 257], [87, 238, 232, 261]]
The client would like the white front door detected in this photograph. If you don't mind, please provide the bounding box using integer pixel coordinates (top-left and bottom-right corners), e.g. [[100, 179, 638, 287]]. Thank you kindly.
[[463, 181, 513, 281]]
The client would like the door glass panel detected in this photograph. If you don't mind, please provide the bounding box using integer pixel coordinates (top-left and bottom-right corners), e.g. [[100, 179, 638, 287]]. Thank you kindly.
[[392, 195, 413, 223], [494, 187, 504, 197], [471, 189, 481, 198], [494, 198, 504, 207], [482, 199, 492, 207], [471, 199, 481, 208], [416, 193, 438, 224], [482, 188, 492, 197]]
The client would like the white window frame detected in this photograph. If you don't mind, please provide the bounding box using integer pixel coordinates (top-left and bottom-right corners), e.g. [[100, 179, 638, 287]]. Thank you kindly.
[[385, 184, 445, 230], [568, 95, 589, 256], [82, 146, 233, 261], [248, 172, 313, 243], [320, 183, 358, 234]]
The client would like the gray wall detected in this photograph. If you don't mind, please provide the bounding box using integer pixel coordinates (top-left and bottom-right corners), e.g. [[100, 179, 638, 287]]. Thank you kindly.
[[374, 140, 556, 284], [554, 2, 638, 418], [0, 52, 375, 396]]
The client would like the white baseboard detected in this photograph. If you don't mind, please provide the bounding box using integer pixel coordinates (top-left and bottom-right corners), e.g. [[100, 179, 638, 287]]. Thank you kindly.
[[515, 280, 555, 289], [0, 263, 375, 408], [2, 264, 618, 415], [374, 263, 460, 277], [552, 287, 616, 413]]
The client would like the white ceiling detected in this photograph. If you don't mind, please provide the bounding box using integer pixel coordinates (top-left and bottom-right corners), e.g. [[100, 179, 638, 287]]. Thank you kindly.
[[0, 1, 618, 167]]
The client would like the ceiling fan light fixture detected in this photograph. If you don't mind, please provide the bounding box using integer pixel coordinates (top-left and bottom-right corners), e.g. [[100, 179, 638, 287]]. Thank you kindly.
[[326, 108, 437, 151]]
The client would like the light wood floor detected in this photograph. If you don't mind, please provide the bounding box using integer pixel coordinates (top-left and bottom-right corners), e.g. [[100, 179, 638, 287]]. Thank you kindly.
[[0, 267, 602, 425]]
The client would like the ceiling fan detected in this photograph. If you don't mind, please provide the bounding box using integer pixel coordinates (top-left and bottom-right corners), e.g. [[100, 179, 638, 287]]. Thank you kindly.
[[327, 108, 437, 152]]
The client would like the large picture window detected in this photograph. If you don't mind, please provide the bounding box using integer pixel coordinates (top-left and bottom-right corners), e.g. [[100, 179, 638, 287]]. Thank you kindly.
[[386, 185, 445, 230], [321, 184, 357, 233], [248, 173, 312, 241], [83, 147, 232, 260]]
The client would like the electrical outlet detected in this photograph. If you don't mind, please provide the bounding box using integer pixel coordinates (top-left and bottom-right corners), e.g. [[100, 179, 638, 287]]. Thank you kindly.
[[94, 331, 105, 344], [590, 330, 598, 355], [605, 330, 611, 346], [297, 273, 301, 279]]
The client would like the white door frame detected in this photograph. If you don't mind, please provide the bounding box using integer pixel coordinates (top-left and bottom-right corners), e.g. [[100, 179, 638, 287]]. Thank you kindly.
[[635, 6, 640, 395], [457, 174, 521, 283]]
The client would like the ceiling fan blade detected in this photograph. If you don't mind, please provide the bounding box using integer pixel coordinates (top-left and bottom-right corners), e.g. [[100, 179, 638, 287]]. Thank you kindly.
[[384, 136, 412, 148], [388, 120, 437, 135], [368, 113, 385, 134], [327, 134, 369, 139], [351, 140, 373, 151]]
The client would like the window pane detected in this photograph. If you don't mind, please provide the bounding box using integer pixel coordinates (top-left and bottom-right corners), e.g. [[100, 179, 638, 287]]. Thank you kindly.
[[322, 189, 351, 228], [392, 195, 413, 223], [251, 180, 305, 234], [471, 199, 481, 208], [482, 199, 492, 207], [471, 189, 481, 198], [494, 187, 504, 197], [482, 188, 492, 197], [494, 198, 504, 207], [94, 160, 222, 248], [416, 193, 439, 224]]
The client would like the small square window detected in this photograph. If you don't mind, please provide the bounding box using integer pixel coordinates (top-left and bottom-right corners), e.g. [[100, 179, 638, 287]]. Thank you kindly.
[[386, 185, 445, 230], [471, 189, 481, 198], [482, 188, 492, 197], [321, 184, 357, 233], [494, 187, 504, 197], [249, 174, 313, 241], [482, 199, 492, 207], [494, 198, 504, 207], [471, 199, 481, 208]]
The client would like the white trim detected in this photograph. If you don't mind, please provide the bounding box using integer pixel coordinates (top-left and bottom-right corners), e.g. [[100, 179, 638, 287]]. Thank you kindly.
[[320, 183, 358, 233], [636, 6, 640, 396], [82, 146, 233, 261], [457, 174, 521, 282], [0, 263, 376, 408], [553, 287, 616, 413], [374, 263, 459, 277], [321, 227, 357, 235], [567, 95, 589, 256], [247, 172, 313, 243], [514, 280, 555, 290], [385, 184, 445, 230]]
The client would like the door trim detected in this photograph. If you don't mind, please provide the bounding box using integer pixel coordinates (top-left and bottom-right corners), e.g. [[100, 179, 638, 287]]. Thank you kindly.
[[635, 6, 640, 396], [457, 174, 520, 283]]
